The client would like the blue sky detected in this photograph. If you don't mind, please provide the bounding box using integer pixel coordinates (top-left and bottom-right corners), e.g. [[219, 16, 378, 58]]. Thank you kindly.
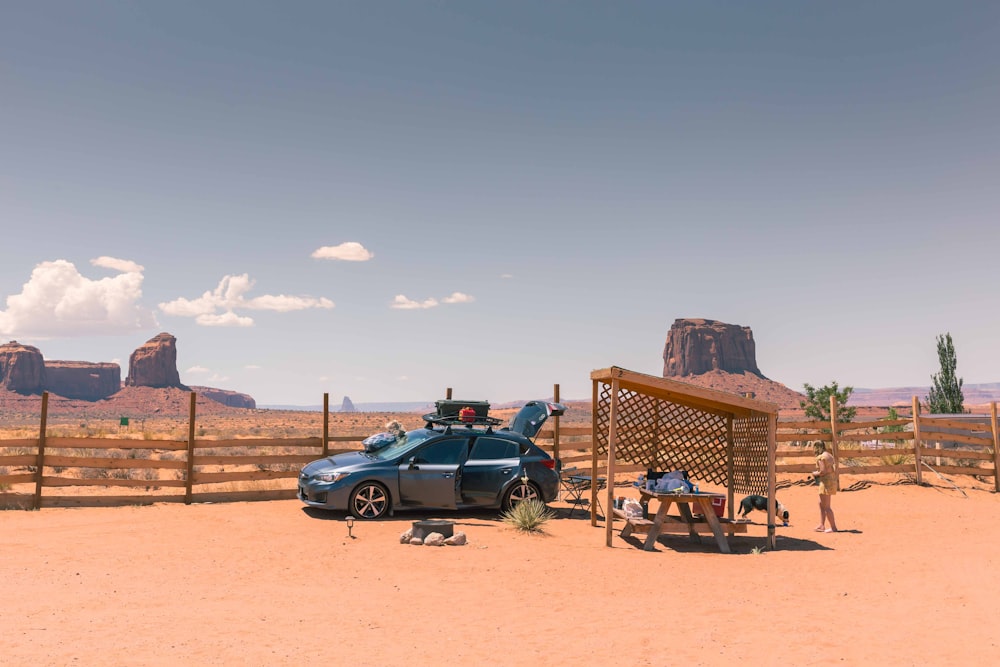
[[2, 2, 998, 406]]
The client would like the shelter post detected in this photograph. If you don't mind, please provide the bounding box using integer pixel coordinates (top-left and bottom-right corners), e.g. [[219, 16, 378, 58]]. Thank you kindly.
[[725, 416, 734, 521], [767, 412, 778, 549], [604, 376, 620, 544]]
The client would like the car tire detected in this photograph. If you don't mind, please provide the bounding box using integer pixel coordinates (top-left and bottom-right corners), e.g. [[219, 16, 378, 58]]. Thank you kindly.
[[502, 480, 541, 512], [349, 482, 390, 520]]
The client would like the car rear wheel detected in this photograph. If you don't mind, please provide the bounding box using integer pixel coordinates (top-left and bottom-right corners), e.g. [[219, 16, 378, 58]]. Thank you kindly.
[[350, 482, 390, 519], [502, 480, 541, 512]]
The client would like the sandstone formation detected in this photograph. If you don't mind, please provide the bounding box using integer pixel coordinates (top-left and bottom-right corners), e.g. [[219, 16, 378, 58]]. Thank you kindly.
[[340, 396, 356, 412], [0, 341, 46, 394], [189, 386, 256, 409], [126, 333, 184, 389], [663, 318, 762, 377], [45, 361, 121, 401]]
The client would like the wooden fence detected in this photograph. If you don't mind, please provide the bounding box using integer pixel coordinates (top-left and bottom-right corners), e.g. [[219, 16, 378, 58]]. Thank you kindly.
[[538, 397, 1000, 492], [3, 392, 998, 510]]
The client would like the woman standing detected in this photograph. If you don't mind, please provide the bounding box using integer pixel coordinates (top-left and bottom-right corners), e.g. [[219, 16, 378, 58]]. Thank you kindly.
[[811, 441, 839, 532]]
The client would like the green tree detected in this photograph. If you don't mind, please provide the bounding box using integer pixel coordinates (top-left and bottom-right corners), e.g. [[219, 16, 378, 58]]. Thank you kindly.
[[800, 381, 856, 424], [926, 332, 964, 414]]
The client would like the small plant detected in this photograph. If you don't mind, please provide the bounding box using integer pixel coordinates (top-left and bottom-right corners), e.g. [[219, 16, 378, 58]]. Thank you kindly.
[[501, 498, 555, 533], [750, 546, 765, 555]]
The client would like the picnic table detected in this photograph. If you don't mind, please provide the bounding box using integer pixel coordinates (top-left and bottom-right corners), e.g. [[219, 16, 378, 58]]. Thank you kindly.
[[617, 490, 746, 553]]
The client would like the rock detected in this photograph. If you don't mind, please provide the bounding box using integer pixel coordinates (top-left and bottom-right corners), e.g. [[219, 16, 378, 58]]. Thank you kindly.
[[126, 333, 184, 388], [340, 395, 356, 412], [400, 529, 413, 544], [423, 532, 446, 546], [189, 386, 256, 409], [0, 341, 45, 394], [409, 537, 424, 546], [662, 318, 763, 377], [444, 532, 467, 546], [45, 361, 120, 400]]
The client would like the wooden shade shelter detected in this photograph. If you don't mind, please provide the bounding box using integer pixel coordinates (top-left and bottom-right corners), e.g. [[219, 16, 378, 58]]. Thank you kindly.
[[591, 367, 780, 549]]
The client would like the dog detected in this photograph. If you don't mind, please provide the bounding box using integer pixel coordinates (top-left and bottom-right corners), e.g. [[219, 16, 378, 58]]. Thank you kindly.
[[738, 494, 789, 525]]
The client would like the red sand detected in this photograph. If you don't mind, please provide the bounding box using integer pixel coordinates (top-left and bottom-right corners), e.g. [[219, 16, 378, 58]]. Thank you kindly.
[[4, 475, 999, 666]]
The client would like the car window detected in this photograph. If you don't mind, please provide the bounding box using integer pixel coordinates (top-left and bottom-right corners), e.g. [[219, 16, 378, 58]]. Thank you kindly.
[[371, 430, 434, 460], [412, 438, 467, 465], [468, 437, 518, 460]]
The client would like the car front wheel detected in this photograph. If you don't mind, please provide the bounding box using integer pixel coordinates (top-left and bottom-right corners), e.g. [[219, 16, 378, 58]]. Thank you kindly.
[[350, 482, 390, 519], [502, 480, 541, 512]]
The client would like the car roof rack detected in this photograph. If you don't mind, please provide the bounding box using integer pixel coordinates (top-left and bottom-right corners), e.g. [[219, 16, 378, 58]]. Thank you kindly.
[[422, 413, 504, 430]]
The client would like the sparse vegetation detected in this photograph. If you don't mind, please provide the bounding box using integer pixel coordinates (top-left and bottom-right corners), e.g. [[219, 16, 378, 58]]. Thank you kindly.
[[800, 382, 856, 425], [501, 499, 555, 532]]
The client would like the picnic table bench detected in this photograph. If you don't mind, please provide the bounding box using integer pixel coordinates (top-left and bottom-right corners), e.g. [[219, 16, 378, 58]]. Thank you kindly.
[[614, 491, 747, 553]]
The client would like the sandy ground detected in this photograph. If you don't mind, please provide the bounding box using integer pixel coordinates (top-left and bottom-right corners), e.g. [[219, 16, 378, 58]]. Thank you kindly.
[[3, 475, 1000, 666]]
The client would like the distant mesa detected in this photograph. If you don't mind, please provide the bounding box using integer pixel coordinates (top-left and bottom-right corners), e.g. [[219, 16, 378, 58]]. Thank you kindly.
[[0, 333, 255, 409], [340, 396, 357, 412], [126, 332, 184, 389], [663, 318, 762, 377], [662, 318, 804, 409]]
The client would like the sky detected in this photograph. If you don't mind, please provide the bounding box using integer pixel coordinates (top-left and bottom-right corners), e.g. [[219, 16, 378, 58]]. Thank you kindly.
[[2, 2, 999, 407]]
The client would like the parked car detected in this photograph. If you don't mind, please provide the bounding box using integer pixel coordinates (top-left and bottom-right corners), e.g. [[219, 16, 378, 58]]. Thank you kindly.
[[298, 400, 566, 519]]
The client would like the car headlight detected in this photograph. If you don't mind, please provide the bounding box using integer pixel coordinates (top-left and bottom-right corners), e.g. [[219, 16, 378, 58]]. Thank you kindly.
[[314, 471, 349, 484]]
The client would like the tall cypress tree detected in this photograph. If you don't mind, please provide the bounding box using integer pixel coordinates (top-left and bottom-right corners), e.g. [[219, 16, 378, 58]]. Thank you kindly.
[[926, 333, 964, 414]]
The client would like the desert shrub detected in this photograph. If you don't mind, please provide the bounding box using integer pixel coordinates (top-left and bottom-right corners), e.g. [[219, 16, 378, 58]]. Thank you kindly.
[[501, 499, 555, 533]]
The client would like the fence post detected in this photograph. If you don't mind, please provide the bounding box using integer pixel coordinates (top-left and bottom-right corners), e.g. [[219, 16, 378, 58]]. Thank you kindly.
[[446, 387, 452, 400], [552, 383, 560, 464], [991, 401, 999, 493], [322, 393, 330, 458], [912, 396, 923, 485], [185, 392, 196, 504], [828, 395, 840, 468], [32, 391, 49, 510]]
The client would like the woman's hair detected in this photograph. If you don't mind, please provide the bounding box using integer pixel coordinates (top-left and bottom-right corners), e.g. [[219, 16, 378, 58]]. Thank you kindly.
[[812, 441, 826, 452]]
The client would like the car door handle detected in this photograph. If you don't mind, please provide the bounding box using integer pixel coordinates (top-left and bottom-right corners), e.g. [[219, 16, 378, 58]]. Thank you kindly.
[[501, 468, 513, 474], [441, 473, 454, 478]]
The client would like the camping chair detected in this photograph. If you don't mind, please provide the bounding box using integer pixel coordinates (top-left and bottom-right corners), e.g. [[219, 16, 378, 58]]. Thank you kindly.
[[559, 466, 606, 518]]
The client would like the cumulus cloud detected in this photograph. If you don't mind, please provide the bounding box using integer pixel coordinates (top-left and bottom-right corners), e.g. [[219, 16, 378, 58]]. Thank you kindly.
[[391, 291, 475, 309], [442, 292, 474, 304], [92, 256, 144, 273], [500, 273, 513, 279], [391, 295, 439, 310], [186, 366, 210, 374], [311, 242, 374, 261], [0, 258, 156, 337], [159, 274, 334, 327]]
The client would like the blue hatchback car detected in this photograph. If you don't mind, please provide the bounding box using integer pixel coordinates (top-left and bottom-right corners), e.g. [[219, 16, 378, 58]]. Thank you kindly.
[[298, 401, 565, 519]]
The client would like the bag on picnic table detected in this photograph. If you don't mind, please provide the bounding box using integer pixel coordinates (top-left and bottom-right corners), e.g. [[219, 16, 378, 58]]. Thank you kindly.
[[622, 498, 644, 519], [653, 470, 692, 493]]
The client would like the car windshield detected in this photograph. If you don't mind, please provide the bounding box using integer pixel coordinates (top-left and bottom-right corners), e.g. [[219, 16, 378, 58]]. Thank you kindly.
[[368, 429, 436, 460]]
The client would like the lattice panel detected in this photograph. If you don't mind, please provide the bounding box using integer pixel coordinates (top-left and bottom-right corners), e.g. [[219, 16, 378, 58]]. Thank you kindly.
[[731, 414, 770, 496], [594, 382, 730, 486]]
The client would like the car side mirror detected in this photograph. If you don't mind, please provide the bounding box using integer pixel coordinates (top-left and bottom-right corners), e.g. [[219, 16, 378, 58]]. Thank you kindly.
[[407, 456, 417, 469]]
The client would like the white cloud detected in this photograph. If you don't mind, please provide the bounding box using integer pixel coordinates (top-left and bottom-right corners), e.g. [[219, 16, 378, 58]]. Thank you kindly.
[[245, 364, 261, 370], [159, 274, 334, 327], [391, 294, 439, 310], [500, 273, 513, 279], [186, 365, 210, 374], [311, 242, 374, 262], [391, 291, 474, 309], [0, 258, 156, 337], [442, 292, 474, 304], [92, 256, 144, 273]]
